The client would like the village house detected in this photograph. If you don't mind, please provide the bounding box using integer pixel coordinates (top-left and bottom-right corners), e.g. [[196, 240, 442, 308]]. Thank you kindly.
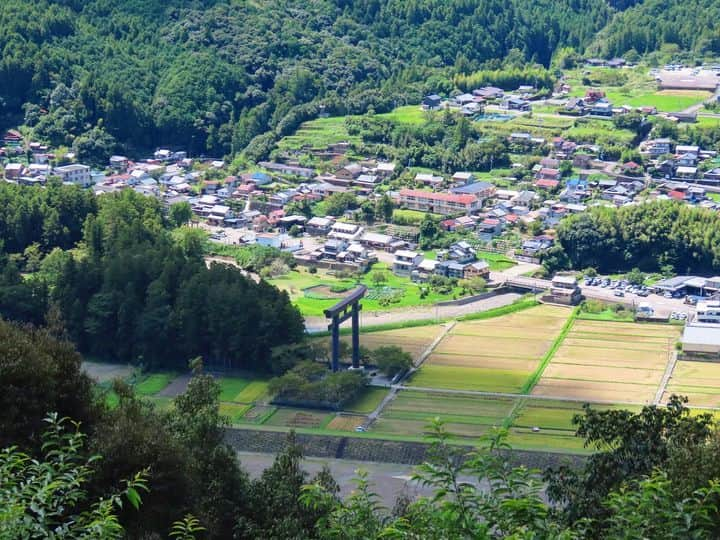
[[502, 96, 531, 111], [305, 216, 334, 236], [415, 172, 444, 186], [4, 162, 23, 179], [109, 155, 129, 171], [399, 189, 482, 216], [473, 87, 504, 100], [257, 161, 315, 178], [392, 250, 423, 276], [450, 181, 495, 202], [54, 164, 92, 187], [328, 222, 363, 241], [422, 94, 442, 110], [477, 218, 503, 241], [359, 232, 395, 251]]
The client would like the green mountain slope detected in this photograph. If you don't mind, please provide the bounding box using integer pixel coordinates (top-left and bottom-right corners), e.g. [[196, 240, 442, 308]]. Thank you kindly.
[[0, 0, 717, 159]]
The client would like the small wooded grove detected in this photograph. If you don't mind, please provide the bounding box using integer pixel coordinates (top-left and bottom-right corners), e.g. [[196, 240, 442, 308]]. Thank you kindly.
[[4, 319, 720, 539], [552, 200, 720, 274], [0, 183, 304, 371]]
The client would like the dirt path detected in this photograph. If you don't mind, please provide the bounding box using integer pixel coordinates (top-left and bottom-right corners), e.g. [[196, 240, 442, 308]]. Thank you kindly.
[[363, 321, 457, 429]]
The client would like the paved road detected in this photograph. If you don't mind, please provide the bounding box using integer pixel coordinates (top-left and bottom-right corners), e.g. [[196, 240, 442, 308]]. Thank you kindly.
[[235, 451, 486, 506], [304, 292, 523, 333]]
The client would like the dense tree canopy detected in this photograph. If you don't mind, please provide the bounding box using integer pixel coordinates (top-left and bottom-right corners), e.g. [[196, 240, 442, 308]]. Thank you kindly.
[[0, 0, 655, 160], [555, 201, 720, 274]]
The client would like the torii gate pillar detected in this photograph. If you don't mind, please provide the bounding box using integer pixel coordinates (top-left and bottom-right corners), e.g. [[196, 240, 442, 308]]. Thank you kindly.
[[324, 285, 367, 372]]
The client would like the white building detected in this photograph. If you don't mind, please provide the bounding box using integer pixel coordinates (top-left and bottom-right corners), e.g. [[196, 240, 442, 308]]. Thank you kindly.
[[695, 300, 720, 324], [54, 164, 92, 187]]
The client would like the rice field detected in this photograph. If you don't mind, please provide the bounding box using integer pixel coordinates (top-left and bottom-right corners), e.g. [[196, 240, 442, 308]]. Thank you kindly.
[[664, 361, 720, 408], [326, 414, 366, 432], [533, 320, 680, 403], [337, 324, 447, 362], [409, 305, 571, 393], [371, 390, 515, 441], [264, 408, 333, 429]]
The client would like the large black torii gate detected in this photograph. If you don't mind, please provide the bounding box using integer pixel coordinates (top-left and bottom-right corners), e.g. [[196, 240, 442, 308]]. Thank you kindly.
[[323, 285, 367, 372]]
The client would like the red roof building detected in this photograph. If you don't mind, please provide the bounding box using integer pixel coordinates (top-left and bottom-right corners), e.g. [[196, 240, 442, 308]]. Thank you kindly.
[[399, 189, 482, 215], [535, 178, 560, 189]]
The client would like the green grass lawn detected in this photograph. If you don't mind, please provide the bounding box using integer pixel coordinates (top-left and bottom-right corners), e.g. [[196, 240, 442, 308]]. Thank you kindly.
[[603, 90, 710, 112], [134, 373, 176, 396], [376, 105, 429, 125], [577, 309, 634, 322], [708, 192, 720, 203], [343, 387, 389, 414], [273, 264, 463, 317], [477, 251, 516, 271], [219, 377, 250, 402], [234, 380, 270, 403]]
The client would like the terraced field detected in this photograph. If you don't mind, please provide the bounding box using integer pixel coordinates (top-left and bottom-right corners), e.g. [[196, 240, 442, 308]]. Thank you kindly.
[[507, 399, 641, 453], [664, 361, 720, 408], [409, 305, 571, 393], [533, 320, 680, 403], [371, 390, 515, 442]]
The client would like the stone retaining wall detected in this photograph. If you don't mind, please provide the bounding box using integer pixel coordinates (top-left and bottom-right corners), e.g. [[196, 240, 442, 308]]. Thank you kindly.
[[225, 428, 586, 470]]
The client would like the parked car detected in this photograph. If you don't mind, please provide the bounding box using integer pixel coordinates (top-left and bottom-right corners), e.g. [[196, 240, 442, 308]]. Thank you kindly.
[[614, 290, 625, 297], [637, 290, 650, 297], [664, 292, 673, 299]]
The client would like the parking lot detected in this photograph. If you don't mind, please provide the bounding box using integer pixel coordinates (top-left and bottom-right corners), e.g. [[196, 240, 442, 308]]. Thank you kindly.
[[580, 276, 693, 319]]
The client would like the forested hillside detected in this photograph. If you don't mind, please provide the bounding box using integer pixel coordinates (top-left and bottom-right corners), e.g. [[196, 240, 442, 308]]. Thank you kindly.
[[593, 0, 720, 58], [0, 0, 676, 161]]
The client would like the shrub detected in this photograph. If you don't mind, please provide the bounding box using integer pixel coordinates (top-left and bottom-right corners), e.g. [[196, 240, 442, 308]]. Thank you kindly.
[[372, 346, 413, 377]]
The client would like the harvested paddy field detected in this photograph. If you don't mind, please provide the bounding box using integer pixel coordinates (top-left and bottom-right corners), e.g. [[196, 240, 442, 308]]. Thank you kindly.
[[664, 361, 720, 408], [326, 414, 367, 432], [533, 321, 680, 403], [264, 408, 333, 429], [410, 305, 570, 393], [332, 324, 447, 362], [371, 390, 515, 441]]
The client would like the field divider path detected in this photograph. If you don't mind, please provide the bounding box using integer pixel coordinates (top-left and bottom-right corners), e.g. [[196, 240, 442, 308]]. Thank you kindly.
[[654, 341, 678, 405], [363, 321, 456, 430], [394, 385, 648, 406], [520, 306, 579, 395]]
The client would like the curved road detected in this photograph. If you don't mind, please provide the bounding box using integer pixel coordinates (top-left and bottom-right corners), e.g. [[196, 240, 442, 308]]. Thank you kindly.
[[304, 291, 523, 333]]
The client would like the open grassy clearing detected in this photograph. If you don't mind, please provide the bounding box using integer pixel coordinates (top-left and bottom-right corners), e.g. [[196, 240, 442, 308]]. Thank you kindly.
[[272, 264, 463, 317], [476, 251, 516, 271], [376, 105, 429, 125], [218, 377, 250, 402], [411, 305, 570, 393], [533, 320, 680, 403], [135, 373, 176, 396], [343, 387, 389, 414], [603, 89, 710, 111], [664, 361, 720, 408]]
